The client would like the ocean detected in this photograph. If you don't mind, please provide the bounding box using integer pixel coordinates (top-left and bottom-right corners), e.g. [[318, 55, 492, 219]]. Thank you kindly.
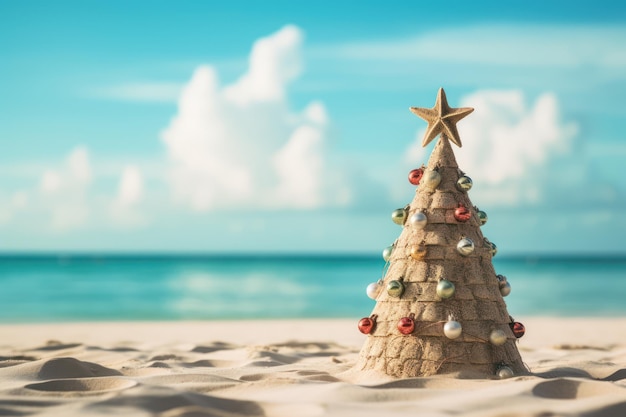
[[1, 254, 625, 322]]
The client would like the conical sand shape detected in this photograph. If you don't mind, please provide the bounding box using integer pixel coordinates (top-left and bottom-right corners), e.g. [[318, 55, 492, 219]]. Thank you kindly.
[[355, 89, 525, 378]]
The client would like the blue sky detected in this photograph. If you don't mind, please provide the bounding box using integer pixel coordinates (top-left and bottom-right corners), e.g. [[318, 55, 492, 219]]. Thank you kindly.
[[1, 1, 625, 254]]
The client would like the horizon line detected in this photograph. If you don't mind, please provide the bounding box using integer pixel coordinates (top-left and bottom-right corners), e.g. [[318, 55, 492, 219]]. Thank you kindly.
[[0, 251, 625, 261]]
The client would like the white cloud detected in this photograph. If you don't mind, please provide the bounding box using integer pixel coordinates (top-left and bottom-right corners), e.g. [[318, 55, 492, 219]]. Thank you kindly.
[[407, 90, 578, 207], [161, 25, 350, 211], [272, 124, 324, 209], [110, 165, 146, 226], [224, 24, 303, 105], [36, 146, 93, 230], [115, 165, 144, 208], [40, 171, 62, 194]]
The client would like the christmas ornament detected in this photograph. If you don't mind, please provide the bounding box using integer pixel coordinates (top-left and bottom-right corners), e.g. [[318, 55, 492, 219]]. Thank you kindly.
[[496, 365, 515, 379], [408, 167, 424, 185], [409, 211, 427, 229], [422, 169, 441, 190], [485, 239, 497, 256], [456, 237, 474, 256], [387, 280, 405, 298], [477, 209, 488, 226], [498, 274, 511, 296], [436, 279, 455, 299], [366, 281, 383, 300], [510, 322, 525, 338], [489, 329, 508, 346], [382, 245, 394, 262], [398, 314, 416, 335], [456, 175, 473, 191], [391, 208, 408, 225], [358, 315, 377, 334], [454, 204, 471, 222], [443, 319, 462, 339], [409, 244, 427, 260], [500, 281, 511, 297]]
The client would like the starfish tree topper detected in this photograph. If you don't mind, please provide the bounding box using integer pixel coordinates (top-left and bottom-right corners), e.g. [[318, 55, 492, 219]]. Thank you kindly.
[[410, 88, 474, 147]]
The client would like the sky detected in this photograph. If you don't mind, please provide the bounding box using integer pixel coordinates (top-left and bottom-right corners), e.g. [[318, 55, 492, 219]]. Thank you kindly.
[[1, 1, 625, 254]]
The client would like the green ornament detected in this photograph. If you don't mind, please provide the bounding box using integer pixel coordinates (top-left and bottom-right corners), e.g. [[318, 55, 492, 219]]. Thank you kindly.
[[436, 279, 455, 299], [387, 280, 405, 297], [391, 208, 407, 225], [382, 245, 394, 262]]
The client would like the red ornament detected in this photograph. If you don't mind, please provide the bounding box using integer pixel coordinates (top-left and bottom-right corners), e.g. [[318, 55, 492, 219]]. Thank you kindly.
[[397, 314, 415, 335], [454, 204, 472, 222], [358, 315, 377, 334], [408, 168, 424, 185], [510, 322, 525, 338]]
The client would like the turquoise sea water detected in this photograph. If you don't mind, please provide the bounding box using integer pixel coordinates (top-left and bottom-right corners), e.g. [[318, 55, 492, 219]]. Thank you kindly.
[[0, 255, 625, 322]]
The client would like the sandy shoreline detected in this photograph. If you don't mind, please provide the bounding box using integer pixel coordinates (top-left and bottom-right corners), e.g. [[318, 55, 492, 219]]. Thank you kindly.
[[1, 318, 625, 416]]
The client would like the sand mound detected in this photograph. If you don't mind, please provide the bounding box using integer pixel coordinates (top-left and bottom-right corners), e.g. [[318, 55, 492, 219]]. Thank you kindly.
[[25, 377, 136, 393]]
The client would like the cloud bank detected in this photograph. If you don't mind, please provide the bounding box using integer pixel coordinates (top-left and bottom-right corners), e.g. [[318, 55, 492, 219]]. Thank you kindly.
[[407, 90, 578, 207], [161, 25, 350, 211]]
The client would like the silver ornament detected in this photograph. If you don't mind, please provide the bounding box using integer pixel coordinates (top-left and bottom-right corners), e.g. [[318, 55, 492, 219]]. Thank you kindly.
[[456, 238, 474, 256], [436, 279, 455, 299], [500, 281, 511, 297], [387, 280, 405, 297], [456, 175, 473, 191], [443, 320, 462, 339], [497, 365, 514, 379], [409, 212, 427, 229], [366, 282, 382, 300], [422, 169, 441, 190], [490, 329, 508, 345], [497, 274, 507, 286], [478, 210, 488, 226], [391, 208, 407, 225], [382, 245, 394, 262]]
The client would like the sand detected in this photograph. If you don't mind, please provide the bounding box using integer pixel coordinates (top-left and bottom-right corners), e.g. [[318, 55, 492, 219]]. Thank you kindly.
[[0, 318, 625, 417]]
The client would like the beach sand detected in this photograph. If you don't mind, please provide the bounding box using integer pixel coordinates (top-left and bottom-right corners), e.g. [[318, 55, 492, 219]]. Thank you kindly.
[[1, 318, 625, 416]]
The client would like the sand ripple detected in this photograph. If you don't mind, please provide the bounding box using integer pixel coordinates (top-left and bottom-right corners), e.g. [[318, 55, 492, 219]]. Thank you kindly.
[[0, 319, 624, 416]]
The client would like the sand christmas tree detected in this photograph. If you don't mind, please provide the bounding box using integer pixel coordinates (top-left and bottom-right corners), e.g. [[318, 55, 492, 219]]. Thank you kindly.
[[355, 88, 526, 379]]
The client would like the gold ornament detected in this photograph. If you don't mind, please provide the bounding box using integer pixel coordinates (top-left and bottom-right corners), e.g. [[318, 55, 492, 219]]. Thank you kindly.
[[409, 244, 427, 260]]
